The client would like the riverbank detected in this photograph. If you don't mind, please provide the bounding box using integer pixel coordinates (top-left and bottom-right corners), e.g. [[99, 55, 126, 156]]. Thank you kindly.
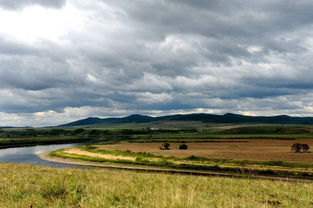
[[1, 162, 313, 207], [40, 152, 313, 183], [0, 136, 92, 149], [0, 139, 90, 149]]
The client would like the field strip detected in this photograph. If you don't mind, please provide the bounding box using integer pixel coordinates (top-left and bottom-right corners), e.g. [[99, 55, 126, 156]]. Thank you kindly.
[[64, 148, 136, 161], [39, 152, 313, 183]]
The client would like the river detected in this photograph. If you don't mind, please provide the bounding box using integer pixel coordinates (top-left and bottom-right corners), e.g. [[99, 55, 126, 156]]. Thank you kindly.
[[0, 143, 88, 168]]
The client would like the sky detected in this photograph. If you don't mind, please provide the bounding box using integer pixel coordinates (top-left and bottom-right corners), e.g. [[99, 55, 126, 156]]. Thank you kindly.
[[1, 0, 313, 126]]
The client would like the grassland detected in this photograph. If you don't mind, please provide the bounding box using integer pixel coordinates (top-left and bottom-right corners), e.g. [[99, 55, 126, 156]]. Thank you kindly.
[[8, 123, 308, 179], [49, 143, 313, 179], [98, 139, 313, 162], [1, 163, 313, 208], [2, 124, 313, 207], [2, 123, 313, 149]]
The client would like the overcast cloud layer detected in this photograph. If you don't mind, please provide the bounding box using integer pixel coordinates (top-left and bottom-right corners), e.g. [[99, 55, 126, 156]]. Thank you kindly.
[[1, 0, 313, 126]]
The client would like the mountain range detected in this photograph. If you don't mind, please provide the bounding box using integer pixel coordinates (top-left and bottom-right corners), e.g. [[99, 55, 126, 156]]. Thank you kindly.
[[59, 113, 313, 127]]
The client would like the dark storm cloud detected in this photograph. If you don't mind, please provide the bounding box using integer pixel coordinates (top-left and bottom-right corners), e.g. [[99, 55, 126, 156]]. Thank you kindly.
[[1, 0, 313, 125], [0, 0, 66, 9]]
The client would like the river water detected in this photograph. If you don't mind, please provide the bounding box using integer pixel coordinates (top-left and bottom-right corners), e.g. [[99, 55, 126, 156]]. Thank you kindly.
[[0, 143, 88, 168]]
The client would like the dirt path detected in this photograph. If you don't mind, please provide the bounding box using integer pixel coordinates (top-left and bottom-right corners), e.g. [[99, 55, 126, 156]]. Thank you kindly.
[[39, 152, 313, 183]]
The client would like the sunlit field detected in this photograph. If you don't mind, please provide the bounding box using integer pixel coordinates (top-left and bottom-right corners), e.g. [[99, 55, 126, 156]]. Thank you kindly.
[[0, 163, 312, 208], [98, 138, 313, 162]]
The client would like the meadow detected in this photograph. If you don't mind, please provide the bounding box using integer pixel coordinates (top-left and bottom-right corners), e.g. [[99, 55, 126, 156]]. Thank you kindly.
[[0, 163, 313, 208], [49, 141, 313, 179], [97, 139, 313, 162], [2, 124, 313, 207], [41, 124, 313, 179]]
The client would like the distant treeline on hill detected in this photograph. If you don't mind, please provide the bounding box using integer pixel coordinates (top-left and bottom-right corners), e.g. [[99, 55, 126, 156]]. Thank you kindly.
[[60, 113, 313, 127], [0, 128, 197, 138]]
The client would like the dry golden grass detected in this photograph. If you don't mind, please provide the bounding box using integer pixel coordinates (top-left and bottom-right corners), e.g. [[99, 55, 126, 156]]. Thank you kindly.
[[64, 148, 136, 161], [1, 163, 313, 208], [97, 139, 313, 163]]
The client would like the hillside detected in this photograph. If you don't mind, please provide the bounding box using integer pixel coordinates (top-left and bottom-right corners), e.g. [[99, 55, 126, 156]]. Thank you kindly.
[[1, 163, 312, 207], [59, 113, 313, 127]]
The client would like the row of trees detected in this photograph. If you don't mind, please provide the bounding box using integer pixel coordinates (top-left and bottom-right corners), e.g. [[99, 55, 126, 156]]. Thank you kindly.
[[0, 127, 198, 138], [291, 143, 310, 153], [160, 143, 310, 152], [159, 142, 311, 152], [159, 143, 188, 150]]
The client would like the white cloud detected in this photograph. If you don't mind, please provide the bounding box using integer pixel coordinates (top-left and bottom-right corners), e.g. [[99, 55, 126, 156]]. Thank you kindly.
[[136, 92, 173, 104], [0, 4, 84, 43]]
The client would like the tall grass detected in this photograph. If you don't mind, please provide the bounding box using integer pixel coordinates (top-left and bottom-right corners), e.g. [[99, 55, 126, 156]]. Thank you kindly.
[[0, 163, 312, 208]]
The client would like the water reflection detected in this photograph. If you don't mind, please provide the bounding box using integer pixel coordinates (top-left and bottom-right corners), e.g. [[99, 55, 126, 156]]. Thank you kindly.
[[0, 143, 88, 168]]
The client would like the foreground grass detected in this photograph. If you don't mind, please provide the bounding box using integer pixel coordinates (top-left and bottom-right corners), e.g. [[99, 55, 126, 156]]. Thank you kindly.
[[0, 163, 313, 208]]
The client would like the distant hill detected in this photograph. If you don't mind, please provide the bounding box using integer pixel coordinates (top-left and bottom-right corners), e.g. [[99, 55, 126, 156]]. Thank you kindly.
[[0, 126, 14, 129], [59, 113, 313, 127], [60, 114, 154, 127]]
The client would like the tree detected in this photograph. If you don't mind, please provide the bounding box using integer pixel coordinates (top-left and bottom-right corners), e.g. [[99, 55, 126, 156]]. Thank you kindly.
[[179, 143, 188, 150], [88, 129, 102, 136], [72, 128, 85, 135], [291, 143, 302, 153], [160, 143, 170, 150], [301, 144, 310, 152]]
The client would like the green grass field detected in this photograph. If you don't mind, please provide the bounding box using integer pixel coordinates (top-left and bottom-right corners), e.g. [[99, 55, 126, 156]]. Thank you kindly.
[[0, 163, 312, 208]]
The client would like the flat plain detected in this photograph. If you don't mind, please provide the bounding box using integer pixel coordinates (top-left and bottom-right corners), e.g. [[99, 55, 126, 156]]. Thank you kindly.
[[97, 138, 313, 162]]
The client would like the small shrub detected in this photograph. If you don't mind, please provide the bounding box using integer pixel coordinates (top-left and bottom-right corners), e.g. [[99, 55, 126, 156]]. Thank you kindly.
[[301, 144, 310, 152], [160, 143, 170, 150], [85, 145, 97, 150], [291, 143, 302, 153], [136, 156, 143, 162], [179, 144, 188, 150], [187, 155, 199, 160], [266, 161, 284, 166]]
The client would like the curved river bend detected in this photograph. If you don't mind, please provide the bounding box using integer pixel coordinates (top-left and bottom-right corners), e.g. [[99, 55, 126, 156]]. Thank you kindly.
[[0, 143, 87, 168]]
